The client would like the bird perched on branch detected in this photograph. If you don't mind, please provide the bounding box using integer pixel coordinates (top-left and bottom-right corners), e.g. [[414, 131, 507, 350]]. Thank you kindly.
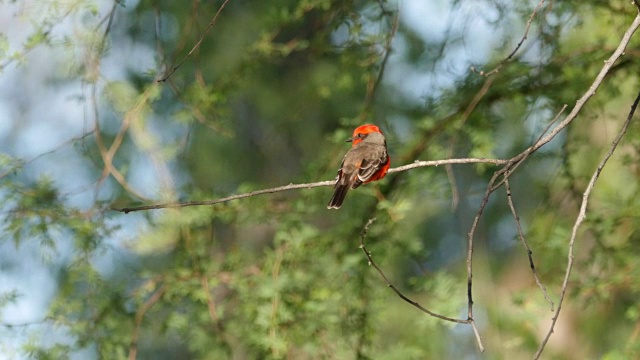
[[327, 124, 390, 209]]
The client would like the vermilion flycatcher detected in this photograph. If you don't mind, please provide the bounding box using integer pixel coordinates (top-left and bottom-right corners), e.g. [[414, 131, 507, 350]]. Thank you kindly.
[[327, 124, 391, 209]]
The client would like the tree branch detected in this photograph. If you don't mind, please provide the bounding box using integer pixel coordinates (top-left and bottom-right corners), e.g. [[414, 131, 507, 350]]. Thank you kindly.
[[359, 218, 485, 350], [111, 158, 509, 213], [504, 179, 554, 311], [472, 0, 546, 77]]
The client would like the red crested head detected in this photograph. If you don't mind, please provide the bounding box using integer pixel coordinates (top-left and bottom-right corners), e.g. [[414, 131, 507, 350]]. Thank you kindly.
[[352, 124, 382, 137], [348, 124, 384, 146]]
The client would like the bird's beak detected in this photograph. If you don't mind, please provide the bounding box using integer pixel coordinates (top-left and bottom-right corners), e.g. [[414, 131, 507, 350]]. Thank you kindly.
[[346, 137, 353, 143]]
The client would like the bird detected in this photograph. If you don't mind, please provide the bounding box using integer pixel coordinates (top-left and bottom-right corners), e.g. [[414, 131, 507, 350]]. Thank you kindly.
[[327, 124, 390, 209]]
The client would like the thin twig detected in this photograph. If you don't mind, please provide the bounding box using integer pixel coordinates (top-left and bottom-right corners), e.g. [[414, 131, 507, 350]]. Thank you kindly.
[[111, 158, 509, 213], [470, 321, 484, 352], [114, 180, 333, 213], [534, 88, 640, 359], [504, 179, 554, 311], [359, 218, 484, 350], [359, 219, 454, 323], [388, 157, 509, 172], [465, 169, 498, 325], [473, 0, 546, 77], [0, 319, 48, 328], [158, 0, 231, 82], [0, 130, 95, 180], [99, 1, 118, 50]]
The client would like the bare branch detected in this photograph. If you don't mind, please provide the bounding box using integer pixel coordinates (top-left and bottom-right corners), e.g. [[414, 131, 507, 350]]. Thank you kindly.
[[534, 88, 640, 359], [388, 157, 509, 172], [472, 0, 546, 77], [470, 321, 484, 353], [114, 180, 333, 213], [359, 218, 484, 350], [359, 219, 444, 320], [504, 179, 554, 311], [158, 0, 231, 82], [111, 158, 509, 213], [0, 319, 48, 328], [97, 1, 118, 54], [465, 169, 498, 324], [0, 129, 95, 180]]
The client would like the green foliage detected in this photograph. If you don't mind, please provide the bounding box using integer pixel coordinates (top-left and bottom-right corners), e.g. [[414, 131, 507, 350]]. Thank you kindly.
[[2, 0, 640, 359]]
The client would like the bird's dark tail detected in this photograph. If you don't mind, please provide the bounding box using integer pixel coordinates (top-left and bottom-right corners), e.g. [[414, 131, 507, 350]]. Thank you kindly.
[[327, 182, 350, 209]]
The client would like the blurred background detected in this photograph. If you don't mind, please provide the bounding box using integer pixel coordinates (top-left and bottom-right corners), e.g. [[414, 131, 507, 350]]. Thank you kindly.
[[1, 0, 640, 358]]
